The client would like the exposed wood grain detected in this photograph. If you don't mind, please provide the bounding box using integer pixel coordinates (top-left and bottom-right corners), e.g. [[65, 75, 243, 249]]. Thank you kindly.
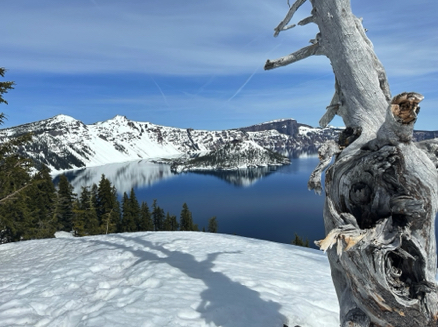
[[266, 1, 438, 326]]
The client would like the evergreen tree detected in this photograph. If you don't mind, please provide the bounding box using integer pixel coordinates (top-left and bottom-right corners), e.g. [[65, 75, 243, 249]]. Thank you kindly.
[[129, 188, 140, 231], [163, 212, 179, 231], [291, 233, 309, 247], [120, 188, 141, 233], [97, 175, 120, 234], [0, 68, 50, 243], [0, 68, 14, 105], [139, 201, 154, 231], [55, 174, 75, 231], [152, 199, 164, 231], [0, 190, 30, 242], [25, 164, 58, 239], [73, 186, 100, 236], [72, 198, 85, 236], [207, 216, 218, 233], [121, 191, 137, 232], [84, 185, 100, 235], [179, 203, 194, 231]]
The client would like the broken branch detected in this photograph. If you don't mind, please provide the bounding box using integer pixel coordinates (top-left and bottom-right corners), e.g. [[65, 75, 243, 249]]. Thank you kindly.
[[273, 0, 308, 37], [264, 43, 323, 70]]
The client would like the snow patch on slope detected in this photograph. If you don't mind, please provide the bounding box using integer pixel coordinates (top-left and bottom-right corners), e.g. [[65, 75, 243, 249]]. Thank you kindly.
[[0, 232, 340, 327], [0, 115, 339, 173]]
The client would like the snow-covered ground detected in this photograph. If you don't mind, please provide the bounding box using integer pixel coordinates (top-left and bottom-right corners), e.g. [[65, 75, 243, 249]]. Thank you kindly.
[[0, 232, 339, 327]]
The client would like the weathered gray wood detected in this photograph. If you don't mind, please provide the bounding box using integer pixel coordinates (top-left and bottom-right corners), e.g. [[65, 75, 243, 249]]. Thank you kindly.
[[266, 1, 438, 326]]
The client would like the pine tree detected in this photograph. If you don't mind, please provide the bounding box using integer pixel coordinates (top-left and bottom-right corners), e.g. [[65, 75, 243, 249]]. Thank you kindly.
[[73, 186, 100, 236], [84, 185, 100, 235], [55, 174, 75, 232], [0, 68, 14, 105], [207, 216, 218, 233], [179, 203, 194, 231], [72, 198, 85, 237], [163, 212, 179, 231], [139, 201, 154, 231], [291, 233, 309, 247], [0, 190, 30, 242], [97, 175, 120, 234], [121, 191, 137, 232], [152, 199, 164, 231], [25, 164, 58, 239], [129, 188, 140, 231], [0, 68, 52, 242]]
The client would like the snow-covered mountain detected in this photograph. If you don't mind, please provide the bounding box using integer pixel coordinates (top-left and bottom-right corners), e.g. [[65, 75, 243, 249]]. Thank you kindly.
[[170, 140, 290, 173], [0, 115, 339, 173], [0, 231, 340, 327]]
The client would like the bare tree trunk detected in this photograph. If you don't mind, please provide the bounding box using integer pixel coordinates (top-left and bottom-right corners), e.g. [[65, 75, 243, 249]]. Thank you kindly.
[[265, 1, 438, 326]]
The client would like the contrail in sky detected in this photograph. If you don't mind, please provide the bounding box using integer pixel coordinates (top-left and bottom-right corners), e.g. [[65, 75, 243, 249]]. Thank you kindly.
[[227, 66, 259, 102], [150, 76, 170, 107], [227, 44, 282, 102]]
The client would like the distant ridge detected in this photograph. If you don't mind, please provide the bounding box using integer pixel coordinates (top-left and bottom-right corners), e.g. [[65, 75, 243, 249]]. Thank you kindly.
[[1, 114, 435, 173]]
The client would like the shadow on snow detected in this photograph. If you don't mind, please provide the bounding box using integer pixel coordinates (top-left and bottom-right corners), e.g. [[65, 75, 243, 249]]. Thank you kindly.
[[87, 233, 288, 327]]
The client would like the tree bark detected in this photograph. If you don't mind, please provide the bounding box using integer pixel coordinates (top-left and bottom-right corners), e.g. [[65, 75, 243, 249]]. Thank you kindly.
[[266, 1, 438, 326]]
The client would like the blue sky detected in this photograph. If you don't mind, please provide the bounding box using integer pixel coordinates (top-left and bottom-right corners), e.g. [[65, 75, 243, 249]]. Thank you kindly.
[[1, 0, 437, 131]]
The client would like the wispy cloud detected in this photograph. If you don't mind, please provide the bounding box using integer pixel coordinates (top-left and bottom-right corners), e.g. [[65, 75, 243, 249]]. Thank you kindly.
[[1, 0, 437, 131]]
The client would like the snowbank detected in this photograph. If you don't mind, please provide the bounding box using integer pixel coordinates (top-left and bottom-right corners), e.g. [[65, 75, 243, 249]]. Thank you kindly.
[[0, 232, 339, 327]]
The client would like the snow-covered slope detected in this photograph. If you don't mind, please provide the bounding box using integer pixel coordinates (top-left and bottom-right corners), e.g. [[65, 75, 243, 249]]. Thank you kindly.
[[171, 140, 290, 173], [0, 115, 339, 173], [0, 232, 339, 327]]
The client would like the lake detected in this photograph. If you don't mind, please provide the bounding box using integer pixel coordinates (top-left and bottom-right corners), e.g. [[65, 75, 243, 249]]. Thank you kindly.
[[54, 154, 327, 247], [55, 154, 438, 250]]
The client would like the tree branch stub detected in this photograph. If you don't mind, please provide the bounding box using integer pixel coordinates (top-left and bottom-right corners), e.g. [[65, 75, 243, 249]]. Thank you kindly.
[[266, 1, 438, 326]]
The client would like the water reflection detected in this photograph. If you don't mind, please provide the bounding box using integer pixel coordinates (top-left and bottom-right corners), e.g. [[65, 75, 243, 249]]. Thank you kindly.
[[186, 167, 278, 187], [51, 151, 327, 246], [53, 151, 320, 192], [53, 160, 174, 194]]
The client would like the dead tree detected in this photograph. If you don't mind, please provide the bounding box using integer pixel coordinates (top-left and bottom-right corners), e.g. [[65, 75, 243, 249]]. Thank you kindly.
[[265, 1, 438, 326]]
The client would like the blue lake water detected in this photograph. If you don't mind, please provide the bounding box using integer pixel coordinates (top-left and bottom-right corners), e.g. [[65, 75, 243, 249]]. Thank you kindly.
[[56, 155, 326, 247], [55, 155, 438, 250]]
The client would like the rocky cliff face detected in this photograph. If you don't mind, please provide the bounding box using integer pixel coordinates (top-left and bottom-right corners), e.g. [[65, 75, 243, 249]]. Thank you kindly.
[[170, 140, 290, 173]]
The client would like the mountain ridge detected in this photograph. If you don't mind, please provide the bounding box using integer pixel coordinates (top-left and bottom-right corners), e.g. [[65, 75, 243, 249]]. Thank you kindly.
[[1, 114, 437, 173], [0, 115, 339, 173]]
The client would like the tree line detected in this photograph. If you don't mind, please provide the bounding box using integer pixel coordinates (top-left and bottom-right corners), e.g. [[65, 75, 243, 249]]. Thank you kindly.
[[0, 67, 218, 243], [1, 170, 218, 243]]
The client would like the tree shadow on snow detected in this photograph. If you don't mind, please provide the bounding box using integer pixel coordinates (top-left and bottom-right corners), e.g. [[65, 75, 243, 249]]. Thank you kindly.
[[87, 234, 288, 327]]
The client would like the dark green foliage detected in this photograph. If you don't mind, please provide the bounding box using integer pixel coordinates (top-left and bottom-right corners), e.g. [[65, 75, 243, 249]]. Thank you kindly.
[[152, 199, 165, 231], [55, 175, 75, 231], [0, 191, 30, 242], [291, 233, 309, 247], [0, 70, 41, 242], [138, 201, 154, 231], [121, 188, 140, 233], [72, 199, 85, 237], [207, 216, 218, 233], [129, 188, 140, 231], [97, 175, 120, 234], [73, 186, 100, 236], [163, 212, 179, 231], [0, 67, 15, 105], [25, 165, 58, 239], [179, 203, 194, 231]]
